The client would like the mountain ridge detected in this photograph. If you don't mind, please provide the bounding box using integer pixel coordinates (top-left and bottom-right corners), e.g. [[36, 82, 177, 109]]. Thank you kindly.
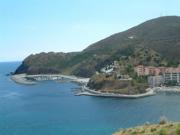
[[15, 16, 180, 77]]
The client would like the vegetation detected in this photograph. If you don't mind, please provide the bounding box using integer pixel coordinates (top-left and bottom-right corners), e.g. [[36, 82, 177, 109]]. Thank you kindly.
[[15, 16, 180, 77], [87, 73, 148, 95], [113, 122, 180, 135]]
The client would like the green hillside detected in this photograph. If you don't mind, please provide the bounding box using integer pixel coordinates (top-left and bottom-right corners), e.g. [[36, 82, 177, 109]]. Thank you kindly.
[[15, 16, 180, 77]]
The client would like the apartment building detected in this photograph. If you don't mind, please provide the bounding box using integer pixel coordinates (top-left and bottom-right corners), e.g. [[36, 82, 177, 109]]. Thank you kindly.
[[148, 75, 164, 87], [135, 65, 180, 76], [164, 72, 180, 85], [134, 65, 166, 76]]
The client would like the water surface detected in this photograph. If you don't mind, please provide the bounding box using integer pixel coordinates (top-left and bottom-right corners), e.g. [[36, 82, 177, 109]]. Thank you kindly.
[[1, 62, 180, 135]]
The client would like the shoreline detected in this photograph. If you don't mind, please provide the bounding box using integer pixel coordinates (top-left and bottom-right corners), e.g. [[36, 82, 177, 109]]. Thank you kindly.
[[154, 86, 180, 93], [76, 86, 180, 98], [11, 74, 90, 85], [11, 74, 155, 98], [75, 86, 156, 99], [11, 74, 37, 85], [11, 74, 180, 99]]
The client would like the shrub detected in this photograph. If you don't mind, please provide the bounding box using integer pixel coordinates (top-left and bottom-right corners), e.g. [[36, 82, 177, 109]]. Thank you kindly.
[[151, 127, 157, 132], [159, 116, 168, 125], [131, 130, 137, 135], [159, 128, 167, 135], [176, 124, 180, 135]]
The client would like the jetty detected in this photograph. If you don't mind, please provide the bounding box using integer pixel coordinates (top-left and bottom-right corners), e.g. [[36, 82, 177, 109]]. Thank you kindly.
[[11, 74, 89, 85], [11, 74, 36, 85], [75, 86, 156, 99]]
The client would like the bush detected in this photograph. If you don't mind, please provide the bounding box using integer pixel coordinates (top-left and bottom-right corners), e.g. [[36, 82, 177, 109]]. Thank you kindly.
[[159, 128, 167, 135], [151, 127, 157, 132], [176, 124, 180, 135], [159, 116, 168, 125]]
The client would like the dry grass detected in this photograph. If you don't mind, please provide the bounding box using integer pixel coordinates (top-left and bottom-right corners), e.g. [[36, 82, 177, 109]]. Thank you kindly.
[[113, 122, 180, 135]]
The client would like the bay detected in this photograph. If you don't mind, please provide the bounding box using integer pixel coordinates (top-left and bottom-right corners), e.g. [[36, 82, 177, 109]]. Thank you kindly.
[[0, 62, 180, 135]]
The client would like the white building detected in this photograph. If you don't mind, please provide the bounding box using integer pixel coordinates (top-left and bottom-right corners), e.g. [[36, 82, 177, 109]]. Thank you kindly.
[[148, 76, 164, 87], [101, 68, 114, 74], [164, 73, 180, 85]]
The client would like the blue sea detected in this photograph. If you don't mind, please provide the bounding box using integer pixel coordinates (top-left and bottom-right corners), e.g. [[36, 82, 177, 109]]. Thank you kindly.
[[1, 62, 180, 135]]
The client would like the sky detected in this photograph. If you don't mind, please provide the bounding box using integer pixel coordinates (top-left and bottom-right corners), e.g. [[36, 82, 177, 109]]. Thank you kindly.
[[0, 0, 180, 62]]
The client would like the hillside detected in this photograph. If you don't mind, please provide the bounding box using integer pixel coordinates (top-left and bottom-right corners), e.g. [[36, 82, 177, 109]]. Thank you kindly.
[[113, 122, 180, 135], [86, 47, 164, 94], [15, 52, 78, 75], [15, 16, 180, 77]]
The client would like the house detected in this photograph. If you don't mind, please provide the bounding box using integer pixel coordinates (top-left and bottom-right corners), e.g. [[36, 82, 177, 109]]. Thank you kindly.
[[100, 61, 119, 74]]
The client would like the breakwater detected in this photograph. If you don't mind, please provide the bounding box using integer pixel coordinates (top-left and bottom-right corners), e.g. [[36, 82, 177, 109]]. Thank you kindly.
[[11, 74, 90, 85], [76, 86, 156, 99]]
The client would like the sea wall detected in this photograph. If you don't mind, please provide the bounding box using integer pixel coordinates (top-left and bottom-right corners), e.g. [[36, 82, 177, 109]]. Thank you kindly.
[[76, 86, 156, 98], [11, 74, 90, 85]]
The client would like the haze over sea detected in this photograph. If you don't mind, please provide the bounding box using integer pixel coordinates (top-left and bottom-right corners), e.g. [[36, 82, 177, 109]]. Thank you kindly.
[[1, 62, 180, 135]]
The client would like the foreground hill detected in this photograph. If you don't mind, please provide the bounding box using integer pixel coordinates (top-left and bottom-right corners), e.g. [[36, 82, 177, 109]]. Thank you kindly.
[[15, 16, 180, 77], [113, 122, 180, 135]]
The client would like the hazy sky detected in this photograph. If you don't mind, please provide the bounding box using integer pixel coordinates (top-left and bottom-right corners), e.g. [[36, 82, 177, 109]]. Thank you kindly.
[[1, 0, 180, 61]]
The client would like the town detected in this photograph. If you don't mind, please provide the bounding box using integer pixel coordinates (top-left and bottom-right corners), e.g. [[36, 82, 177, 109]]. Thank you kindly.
[[99, 61, 180, 88], [135, 65, 180, 87]]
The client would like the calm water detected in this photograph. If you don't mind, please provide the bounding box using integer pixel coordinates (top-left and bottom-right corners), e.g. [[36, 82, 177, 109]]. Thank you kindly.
[[1, 62, 180, 135]]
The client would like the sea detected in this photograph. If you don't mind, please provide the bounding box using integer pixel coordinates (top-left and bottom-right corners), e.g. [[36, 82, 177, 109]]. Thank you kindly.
[[1, 62, 180, 135]]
